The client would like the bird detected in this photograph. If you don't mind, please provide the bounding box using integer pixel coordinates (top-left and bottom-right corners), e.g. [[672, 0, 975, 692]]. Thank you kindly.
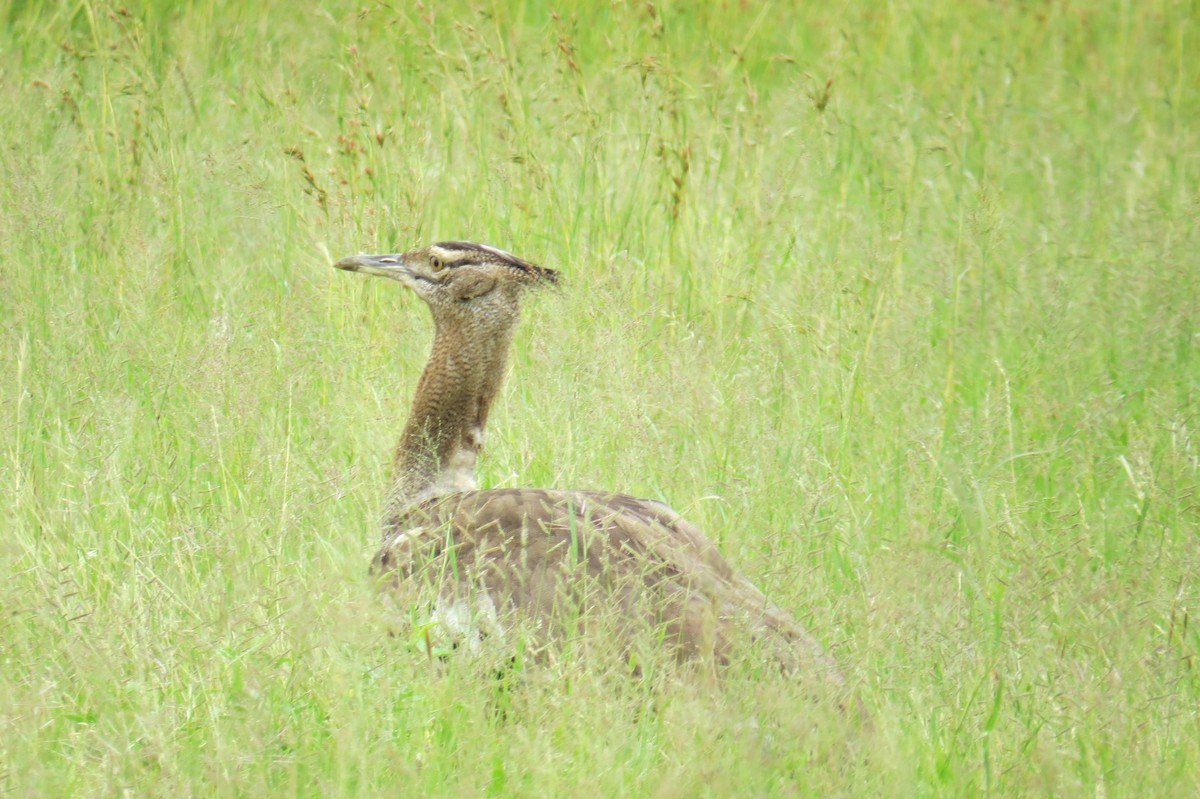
[[335, 241, 851, 698]]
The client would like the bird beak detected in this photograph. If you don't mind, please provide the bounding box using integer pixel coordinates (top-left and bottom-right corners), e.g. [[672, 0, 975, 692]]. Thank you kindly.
[[334, 254, 412, 279]]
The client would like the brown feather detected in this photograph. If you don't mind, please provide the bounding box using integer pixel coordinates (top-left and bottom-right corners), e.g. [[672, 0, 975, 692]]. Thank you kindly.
[[372, 488, 846, 687]]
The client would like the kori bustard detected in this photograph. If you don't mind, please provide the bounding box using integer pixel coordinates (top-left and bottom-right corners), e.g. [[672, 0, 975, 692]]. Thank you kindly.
[[336, 241, 848, 695]]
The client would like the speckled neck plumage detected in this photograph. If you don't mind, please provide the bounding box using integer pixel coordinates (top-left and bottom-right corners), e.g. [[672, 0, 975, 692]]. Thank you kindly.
[[385, 311, 517, 515]]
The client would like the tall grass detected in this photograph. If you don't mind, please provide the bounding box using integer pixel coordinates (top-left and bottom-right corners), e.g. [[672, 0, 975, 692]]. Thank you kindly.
[[2, 0, 1197, 795]]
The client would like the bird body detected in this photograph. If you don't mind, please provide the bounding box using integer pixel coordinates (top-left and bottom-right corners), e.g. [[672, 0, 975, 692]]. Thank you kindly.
[[374, 487, 841, 677], [335, 241, 848, 693]]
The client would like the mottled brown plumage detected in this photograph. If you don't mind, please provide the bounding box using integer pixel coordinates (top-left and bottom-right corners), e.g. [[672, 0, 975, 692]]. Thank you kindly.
[[335, 242, 849, 696]]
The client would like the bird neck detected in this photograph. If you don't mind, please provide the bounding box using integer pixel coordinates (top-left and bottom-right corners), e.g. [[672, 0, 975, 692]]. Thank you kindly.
[[385, 315, 515, 516]]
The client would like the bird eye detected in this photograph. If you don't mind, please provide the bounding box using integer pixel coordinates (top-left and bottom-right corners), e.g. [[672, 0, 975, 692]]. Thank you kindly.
[[430, 255, 445, 272]]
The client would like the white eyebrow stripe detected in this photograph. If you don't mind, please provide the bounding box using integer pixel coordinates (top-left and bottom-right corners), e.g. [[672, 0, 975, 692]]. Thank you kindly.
[[432, 242, 522, 264], [475, 243, 518, 260]]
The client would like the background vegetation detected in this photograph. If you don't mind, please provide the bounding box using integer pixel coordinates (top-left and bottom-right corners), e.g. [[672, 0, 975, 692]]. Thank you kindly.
[[2, 0, 1197, 795]]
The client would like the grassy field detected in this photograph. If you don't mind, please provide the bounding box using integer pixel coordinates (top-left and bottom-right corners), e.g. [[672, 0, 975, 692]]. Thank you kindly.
[[2, 0, 1197, 795]]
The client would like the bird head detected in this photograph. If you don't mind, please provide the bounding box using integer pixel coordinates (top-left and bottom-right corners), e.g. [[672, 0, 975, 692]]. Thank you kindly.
[[335, 241, 558, 319]]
